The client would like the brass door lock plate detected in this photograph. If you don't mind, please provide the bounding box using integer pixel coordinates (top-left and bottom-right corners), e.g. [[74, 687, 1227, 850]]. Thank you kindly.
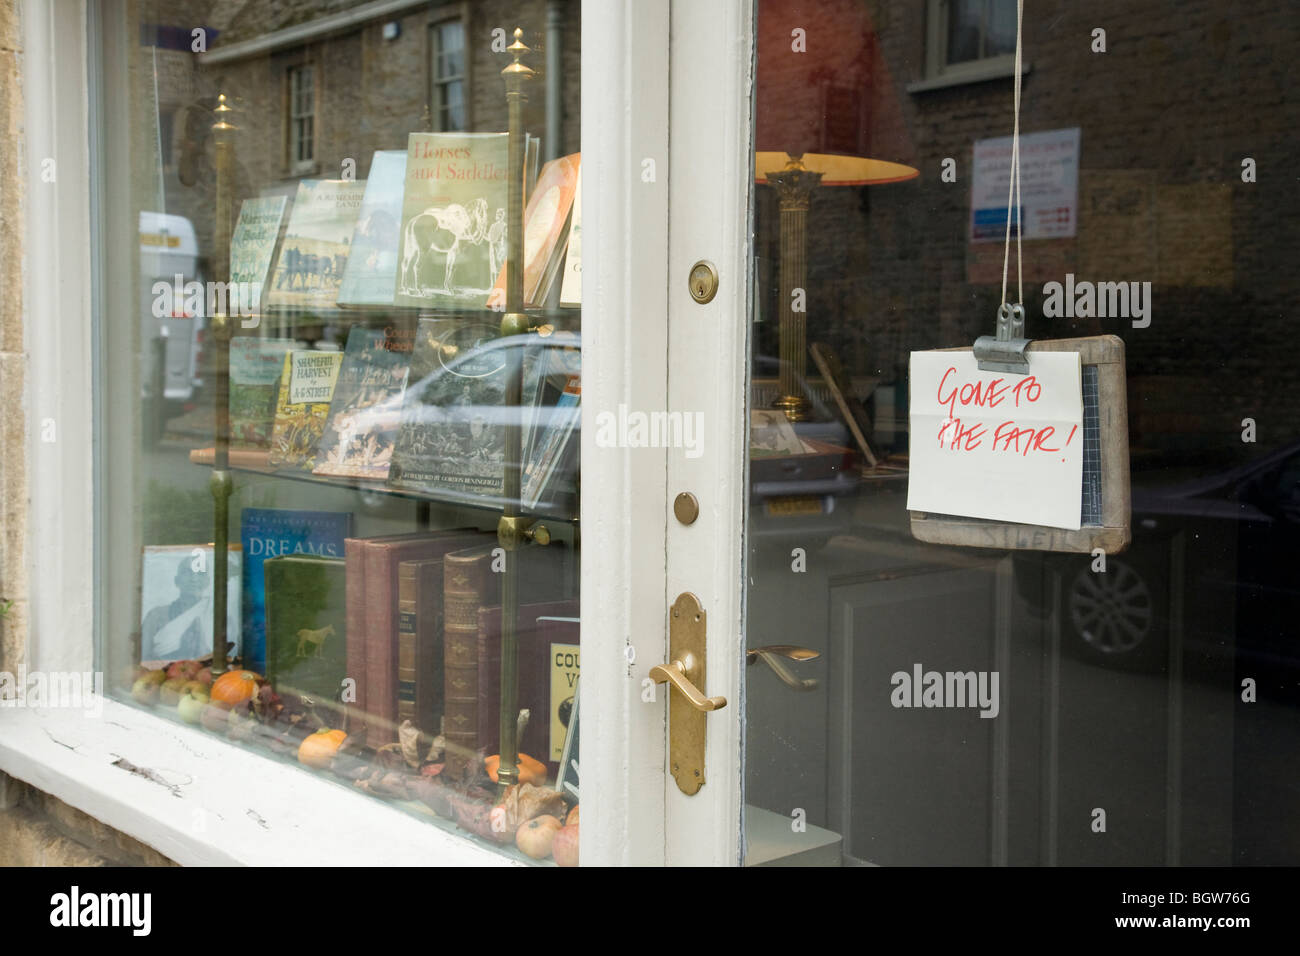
[[688, 260, 719, 304], [651, 592, 726, 795]]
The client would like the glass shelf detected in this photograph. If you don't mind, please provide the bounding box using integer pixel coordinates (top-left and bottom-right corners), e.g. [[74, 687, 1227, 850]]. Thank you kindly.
[[188, 447, 579, 524]]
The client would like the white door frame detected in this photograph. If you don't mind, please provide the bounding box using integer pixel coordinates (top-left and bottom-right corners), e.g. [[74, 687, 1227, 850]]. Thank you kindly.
[[581, 0, 753, 866]]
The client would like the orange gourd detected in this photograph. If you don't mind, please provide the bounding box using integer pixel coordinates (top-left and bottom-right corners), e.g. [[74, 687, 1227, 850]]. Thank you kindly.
[[484, 752, 547, 785], [298, 728, 347, 769], [209, 669, 262, 707]]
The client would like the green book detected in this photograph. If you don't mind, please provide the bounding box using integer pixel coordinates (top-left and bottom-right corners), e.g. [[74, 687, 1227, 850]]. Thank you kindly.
[[266, 179, 366, 311], [263, 554, 348, 720], [229, 195, 288, 313], [394, 132, 509, 308], [228, 337, 296, 448]]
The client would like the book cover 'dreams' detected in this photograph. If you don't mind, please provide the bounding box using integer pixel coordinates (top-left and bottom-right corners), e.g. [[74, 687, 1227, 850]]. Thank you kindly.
[[229, 338, 296, 448], [240, 508, 351, 677], [264, 555, 347, 723], [395, 133, 508, 309], [268, 350, 344, 470], [390, 318, 544, 498], [313, 326, 412, 480], [337, 150, 408, 306], [229, 196, 288, 313], [266, 179, 366, 310]]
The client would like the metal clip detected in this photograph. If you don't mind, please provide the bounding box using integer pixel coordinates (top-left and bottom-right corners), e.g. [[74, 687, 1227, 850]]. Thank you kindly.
[[974, 303, 1032, 374]]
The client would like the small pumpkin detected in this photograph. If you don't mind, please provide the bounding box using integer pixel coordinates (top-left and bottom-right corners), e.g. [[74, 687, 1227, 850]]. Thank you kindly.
[[298, 728, 347, 769], [484, 752, 547, 786], [209, 669, 262, 707]]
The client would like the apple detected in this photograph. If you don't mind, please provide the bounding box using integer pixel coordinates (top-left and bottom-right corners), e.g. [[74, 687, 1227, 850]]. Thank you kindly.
[[166, 660, 200, 682], [176, 687, 209, 724], [515, 814, 562, 860], [566, 805, 579, 826], [130, 670, 166, 705], [551, 822, 578, 867], [159, 677, 188, 707], [193, 666, 212, 687]]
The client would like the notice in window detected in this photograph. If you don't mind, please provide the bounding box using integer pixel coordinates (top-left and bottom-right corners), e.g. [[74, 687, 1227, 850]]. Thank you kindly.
[[907, 350, 1083, 530], [970, 127, 1080, 242]]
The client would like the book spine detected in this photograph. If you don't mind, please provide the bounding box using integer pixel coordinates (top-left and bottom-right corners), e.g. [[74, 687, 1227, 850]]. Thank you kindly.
[[363, 544, 400, 748], [344, 538, 367, 736], [443, 551, 492, 776], [396, 562, 419, 729], [414, 560, 445, 737]]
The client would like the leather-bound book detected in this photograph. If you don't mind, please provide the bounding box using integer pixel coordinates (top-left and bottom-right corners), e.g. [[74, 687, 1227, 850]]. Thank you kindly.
[[396, 555, 455, 737], [362, 530, 486, 748], [442, 546, 501, 776]]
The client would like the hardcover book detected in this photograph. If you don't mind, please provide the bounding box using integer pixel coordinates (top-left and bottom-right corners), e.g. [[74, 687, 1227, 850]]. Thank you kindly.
[[263, 555, 348, 722], [228, 337, 296, 448], [522, 374, 581, 509], [312, 326, 413, 480], [229, 195, 288, 314], [442, 545, 501, 775], [240, 508, 351, 677], [486, 152, 580, 309], [558, 165, 582, 308], [336, 151, 407, 307], [394, 132, 509, 308], [396, 556, 448, 736], [140, 545, 242, 664], [476, 600, 579, 779], [389, 317, 546, 499], [267, 350, 344, 470], [266, 179, 366, 310]]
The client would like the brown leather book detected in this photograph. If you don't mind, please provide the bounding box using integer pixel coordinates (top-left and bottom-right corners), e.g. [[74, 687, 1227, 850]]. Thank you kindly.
[[396, 555, 454, 736], [442, 546, 500, 775], [359, 530, 486, 748], [476, 599, 579, 780]]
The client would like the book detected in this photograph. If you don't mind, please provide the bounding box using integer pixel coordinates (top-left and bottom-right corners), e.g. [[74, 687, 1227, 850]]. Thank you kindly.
[[749, 408, 805, 457], [442, 545, 501, 775], [336, 151, 407, 306], [228, 337, 296, 448], [522, 374, 581, 509], [263, 555, 348, 722], [394, 132, 510, 308], [558, 165, 582, 308], [476, 601, 579, 779], [312, 326, 413, 480], [139, 545, 242, 664], [267, 350, 344, 470], [486, 152, 580, 309], [396, 556, 447, 736], [361, 531, 488, 748], [229, 195, 288, 313], [266, 179, 367, 310], [388, 317, 546, 500], [239, 508, 351, 677]]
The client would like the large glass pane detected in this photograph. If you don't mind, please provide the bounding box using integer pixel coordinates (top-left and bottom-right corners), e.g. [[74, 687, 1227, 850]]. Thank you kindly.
[[745, 0, 1299, 867], [95, 0, 583, 865]]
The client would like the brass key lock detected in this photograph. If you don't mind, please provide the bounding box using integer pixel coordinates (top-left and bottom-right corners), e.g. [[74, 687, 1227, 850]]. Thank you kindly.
[[651, 592, 727, 795], [688, 260, 719, 304]]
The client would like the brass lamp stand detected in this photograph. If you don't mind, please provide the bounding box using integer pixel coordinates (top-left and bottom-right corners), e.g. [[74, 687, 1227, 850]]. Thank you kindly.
[[767, 155, 821, 423], [210, 92, 236, 679]]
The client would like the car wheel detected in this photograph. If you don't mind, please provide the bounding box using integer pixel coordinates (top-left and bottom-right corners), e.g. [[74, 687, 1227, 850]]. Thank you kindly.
[[1062, 554, 1167, 670]]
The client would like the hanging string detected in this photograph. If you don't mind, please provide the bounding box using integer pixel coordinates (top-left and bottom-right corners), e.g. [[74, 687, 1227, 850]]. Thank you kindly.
[[1000, 0, 1024, 309]]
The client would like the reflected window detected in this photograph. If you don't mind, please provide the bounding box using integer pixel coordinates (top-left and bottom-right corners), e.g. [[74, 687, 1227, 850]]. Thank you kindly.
[[432, 18, 467, 132], [288, 64, 316, 170]]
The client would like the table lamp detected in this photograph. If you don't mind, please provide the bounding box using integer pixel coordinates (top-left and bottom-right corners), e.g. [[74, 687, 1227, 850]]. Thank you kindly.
[[756, 0, 919, 422]]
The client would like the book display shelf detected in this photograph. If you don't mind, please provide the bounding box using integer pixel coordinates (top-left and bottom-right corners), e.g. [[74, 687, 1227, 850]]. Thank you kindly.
[[153, 30, 582, 861]]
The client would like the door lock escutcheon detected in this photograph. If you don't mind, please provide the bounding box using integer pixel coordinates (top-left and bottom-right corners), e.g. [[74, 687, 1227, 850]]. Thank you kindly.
[[651, 592, 727, 795], [688, 260, 719, 304]]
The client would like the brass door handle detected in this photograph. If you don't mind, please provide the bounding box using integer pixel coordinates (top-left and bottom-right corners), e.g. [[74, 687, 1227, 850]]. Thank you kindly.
[[746, 644, 820, 692], [651, 656, 727, 712]]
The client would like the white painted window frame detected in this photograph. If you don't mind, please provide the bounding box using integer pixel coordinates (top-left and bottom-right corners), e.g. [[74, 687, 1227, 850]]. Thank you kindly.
[[4, 0, 685, 867]]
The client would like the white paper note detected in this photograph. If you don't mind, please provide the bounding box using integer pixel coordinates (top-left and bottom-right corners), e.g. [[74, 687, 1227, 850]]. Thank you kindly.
[[907, 350, 1084, 530]]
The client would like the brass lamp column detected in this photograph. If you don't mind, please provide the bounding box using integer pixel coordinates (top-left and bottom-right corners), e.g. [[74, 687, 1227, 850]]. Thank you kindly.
[[210, 93, 236, 679], [494, 29, 535, 795], [768, 156, 821, 423]]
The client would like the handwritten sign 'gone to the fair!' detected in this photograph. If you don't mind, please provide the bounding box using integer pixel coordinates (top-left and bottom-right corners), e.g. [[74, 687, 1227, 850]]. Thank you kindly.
[[907, 351, 1084, 530]]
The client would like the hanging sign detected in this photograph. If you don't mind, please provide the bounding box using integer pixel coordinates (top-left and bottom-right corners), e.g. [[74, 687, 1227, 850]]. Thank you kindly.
[[908, 350, 1083, 530]]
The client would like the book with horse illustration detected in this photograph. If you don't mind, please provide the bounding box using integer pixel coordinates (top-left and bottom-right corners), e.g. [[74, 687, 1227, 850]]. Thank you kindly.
[[263, 554, 348, 723], [266, 179, 366, 310]]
